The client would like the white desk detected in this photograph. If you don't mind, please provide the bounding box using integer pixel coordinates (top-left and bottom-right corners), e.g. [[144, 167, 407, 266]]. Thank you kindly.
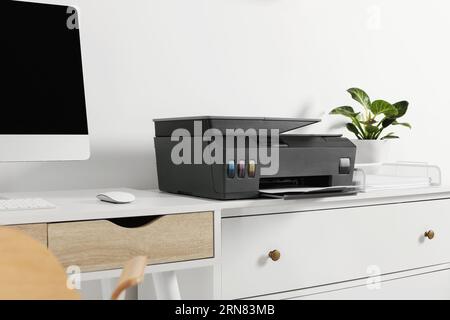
[[0, 188, 220, 300], [2, 186, 449, 224], [2, 187, 450, 300], [0, 188, 216, 225]]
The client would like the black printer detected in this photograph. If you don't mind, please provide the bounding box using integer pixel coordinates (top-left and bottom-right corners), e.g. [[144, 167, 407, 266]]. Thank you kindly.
[[154, 117, 357, 200]]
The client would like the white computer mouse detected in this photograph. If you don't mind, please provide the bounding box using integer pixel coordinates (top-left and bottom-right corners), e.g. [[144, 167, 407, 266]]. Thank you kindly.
[[97, 192, 136, 204]]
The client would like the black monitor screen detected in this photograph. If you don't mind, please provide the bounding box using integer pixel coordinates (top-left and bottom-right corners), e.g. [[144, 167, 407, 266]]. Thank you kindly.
[[2, 1, 88, 135]]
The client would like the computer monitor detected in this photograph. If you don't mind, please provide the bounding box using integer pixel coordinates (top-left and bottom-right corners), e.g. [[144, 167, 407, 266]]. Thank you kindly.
[[2, 1, 90, 162]]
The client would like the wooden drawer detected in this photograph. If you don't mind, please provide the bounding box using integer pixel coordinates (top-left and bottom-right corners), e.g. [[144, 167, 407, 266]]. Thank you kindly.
[[293, 268, 450, 300], [48, 212, 214, 272], [222, 200, 450, 299], [8, 224, 48, 246]]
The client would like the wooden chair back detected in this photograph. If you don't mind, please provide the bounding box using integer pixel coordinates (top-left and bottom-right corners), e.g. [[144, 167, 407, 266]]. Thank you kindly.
[[0, 227, 147, 300], [0, 227, 80, 300]]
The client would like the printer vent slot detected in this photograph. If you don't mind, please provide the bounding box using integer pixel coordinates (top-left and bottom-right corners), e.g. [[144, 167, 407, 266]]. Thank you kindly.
[[259, 176, 331, 190]]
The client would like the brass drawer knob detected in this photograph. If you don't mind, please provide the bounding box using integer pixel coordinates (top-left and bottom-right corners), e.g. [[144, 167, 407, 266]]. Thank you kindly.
[[424, 230, 435, 240], [269, 250, 281, 262]]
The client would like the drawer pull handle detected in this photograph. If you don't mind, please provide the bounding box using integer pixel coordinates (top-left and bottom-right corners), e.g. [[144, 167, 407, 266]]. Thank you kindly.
[[424, 230, 435, 240], [269, 250, 281, 262]]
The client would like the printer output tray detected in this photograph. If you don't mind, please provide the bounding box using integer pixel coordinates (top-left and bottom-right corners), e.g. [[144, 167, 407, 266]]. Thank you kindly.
[[260, 186, 359, 200]]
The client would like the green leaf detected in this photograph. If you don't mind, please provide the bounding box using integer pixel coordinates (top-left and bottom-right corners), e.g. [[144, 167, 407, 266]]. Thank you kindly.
[[364, 124, 380, 139], [329, 106, 359, 118], [365, 124, 379, 134], [347, 88, 371, 110], [393, 101, 409, 118], [361, 119, 377, 125], [393, 121, 412, 129], [381, 132, 400, 140], [382, 118, 396, 128], [370, 100, 398, 117], [346, 123, 361, 139]]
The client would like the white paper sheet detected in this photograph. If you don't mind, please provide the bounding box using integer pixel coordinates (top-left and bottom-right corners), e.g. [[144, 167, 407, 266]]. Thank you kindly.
[[259, 186, 359, 195]]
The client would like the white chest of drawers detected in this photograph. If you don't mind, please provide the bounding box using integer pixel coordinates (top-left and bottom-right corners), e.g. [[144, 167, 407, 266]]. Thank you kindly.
[[216, 188, 450, 300]]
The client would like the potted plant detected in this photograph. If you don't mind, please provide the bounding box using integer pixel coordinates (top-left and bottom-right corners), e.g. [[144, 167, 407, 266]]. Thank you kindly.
[[330, 88, 411, 164]]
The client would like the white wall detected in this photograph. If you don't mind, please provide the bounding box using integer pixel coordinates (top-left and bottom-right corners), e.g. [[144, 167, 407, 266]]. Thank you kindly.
[[3, 0, 450, 192]]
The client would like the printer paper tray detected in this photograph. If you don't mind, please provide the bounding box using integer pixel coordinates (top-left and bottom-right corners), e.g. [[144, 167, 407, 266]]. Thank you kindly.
[[259, 186, 359, 200]]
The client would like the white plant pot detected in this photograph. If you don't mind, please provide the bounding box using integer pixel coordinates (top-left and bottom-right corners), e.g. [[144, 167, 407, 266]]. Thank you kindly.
[[352, 140, 391, 165]]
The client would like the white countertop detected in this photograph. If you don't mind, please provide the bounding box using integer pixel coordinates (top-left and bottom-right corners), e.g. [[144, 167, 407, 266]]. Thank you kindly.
[[1, 186, 450, 225]]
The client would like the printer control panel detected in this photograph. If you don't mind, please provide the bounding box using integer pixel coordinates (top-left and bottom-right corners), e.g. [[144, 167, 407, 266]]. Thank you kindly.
[[339, 158, 352, 175]]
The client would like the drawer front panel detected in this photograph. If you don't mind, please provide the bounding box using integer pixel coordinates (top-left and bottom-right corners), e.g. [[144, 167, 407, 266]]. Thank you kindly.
[[294, 268, 450, 300], [48, 212, 214, 272], [9, 224, 48, 246], [222, 200, 450, 299]]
